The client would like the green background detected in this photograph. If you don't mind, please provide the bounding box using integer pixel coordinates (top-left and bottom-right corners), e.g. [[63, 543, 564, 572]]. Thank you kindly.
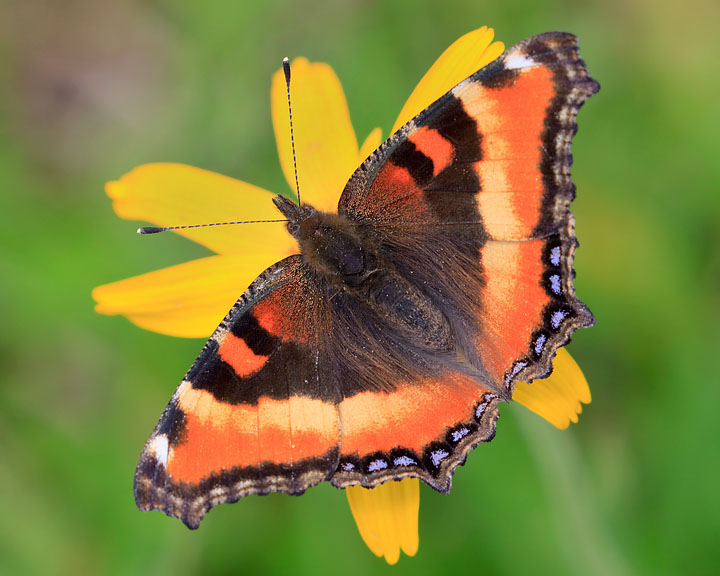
[[2, 1, 718, 574]]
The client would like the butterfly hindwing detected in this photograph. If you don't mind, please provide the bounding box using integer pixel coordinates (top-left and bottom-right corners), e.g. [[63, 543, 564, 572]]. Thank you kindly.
[[331, 368, 500, 492], [318, 274, 503, 492], [134, 256, 341, 529]]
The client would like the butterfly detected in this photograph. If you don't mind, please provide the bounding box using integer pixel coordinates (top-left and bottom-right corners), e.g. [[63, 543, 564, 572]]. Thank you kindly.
[[134, 32, 598, 529]]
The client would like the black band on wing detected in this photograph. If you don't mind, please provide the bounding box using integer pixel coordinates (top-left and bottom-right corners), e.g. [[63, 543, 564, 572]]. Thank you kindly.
[[425, 94, 483, 163], [230, 313, 280, 356], [390, 140, 434, 186]]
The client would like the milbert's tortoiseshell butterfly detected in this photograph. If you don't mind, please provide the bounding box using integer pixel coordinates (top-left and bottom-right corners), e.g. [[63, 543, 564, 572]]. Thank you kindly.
[[134, 32, 599, 529]]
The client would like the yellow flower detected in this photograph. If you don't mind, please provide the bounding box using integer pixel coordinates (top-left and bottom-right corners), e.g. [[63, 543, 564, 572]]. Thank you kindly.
[[93, 26, 591, 564]]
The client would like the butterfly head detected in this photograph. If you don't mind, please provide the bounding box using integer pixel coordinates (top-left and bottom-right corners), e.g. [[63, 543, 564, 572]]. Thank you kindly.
[[272, 194, 317, 237], [273, 194, 376, 286]]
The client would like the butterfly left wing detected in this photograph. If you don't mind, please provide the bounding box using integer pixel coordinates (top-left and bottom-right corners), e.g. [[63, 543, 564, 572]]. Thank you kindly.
[[134, 255, 341, 529]]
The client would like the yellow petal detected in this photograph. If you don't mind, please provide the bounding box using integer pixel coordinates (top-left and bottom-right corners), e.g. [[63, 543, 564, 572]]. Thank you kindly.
[[346, 479, 419, 565], [392, 27, 505, 134], [272, 58, 363, 212], [107, 163, 297, 256], [513, 348, 592, 430], [92, 253, 284, 338]]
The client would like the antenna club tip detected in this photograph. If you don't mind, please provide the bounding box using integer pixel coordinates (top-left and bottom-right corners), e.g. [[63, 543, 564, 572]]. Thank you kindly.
[[137, 226, 165, 234], [282, 57, 291, 82]]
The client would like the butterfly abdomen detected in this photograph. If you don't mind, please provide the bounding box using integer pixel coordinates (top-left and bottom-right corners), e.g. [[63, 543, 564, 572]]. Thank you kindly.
[[366, 272, 454, 352]]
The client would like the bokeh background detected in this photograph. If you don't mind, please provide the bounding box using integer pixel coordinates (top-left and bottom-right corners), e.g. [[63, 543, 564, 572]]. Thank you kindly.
[[2, 1, 718, 574]]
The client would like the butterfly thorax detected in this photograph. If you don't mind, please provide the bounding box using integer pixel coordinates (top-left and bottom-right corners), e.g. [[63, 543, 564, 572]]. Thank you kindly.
[[273, 194, 453, 351]]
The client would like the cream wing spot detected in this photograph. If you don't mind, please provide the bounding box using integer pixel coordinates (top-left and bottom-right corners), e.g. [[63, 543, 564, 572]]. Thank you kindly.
[[504, 51, 537, 70], [148, 434, 170, 467]]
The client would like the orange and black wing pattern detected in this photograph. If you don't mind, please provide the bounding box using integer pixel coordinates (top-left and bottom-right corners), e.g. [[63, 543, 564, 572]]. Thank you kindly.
[[135, 32, 598, 528], [134, 256, 341, 529], [339, 32, 597, 394], [331, 367, 501, 493]]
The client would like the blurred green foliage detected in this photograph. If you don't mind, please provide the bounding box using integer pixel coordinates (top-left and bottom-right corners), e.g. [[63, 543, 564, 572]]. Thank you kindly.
[[1, 1, 718, 575]]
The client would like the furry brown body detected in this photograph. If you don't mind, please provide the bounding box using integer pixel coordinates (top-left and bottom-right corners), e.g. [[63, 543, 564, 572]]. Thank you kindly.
[[274, 194, 455, 355]]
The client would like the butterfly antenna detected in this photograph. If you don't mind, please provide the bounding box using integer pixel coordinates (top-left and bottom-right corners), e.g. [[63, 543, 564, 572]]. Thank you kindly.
[[137, 219, 287, 234], [283, 57, 301, 207], [139, 60, 300, 237]]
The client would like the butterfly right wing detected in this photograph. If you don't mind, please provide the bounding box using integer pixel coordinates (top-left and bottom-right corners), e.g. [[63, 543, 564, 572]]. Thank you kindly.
[[339, 32, 598, 393], [134, 255, 341, 529]]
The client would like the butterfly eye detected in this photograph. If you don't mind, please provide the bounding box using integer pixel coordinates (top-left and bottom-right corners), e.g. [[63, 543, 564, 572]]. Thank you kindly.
[[288, 222, 300, 236]]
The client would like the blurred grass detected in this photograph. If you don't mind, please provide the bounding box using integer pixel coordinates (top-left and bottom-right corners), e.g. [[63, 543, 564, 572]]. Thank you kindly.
[[1, 0, 718, 574]]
